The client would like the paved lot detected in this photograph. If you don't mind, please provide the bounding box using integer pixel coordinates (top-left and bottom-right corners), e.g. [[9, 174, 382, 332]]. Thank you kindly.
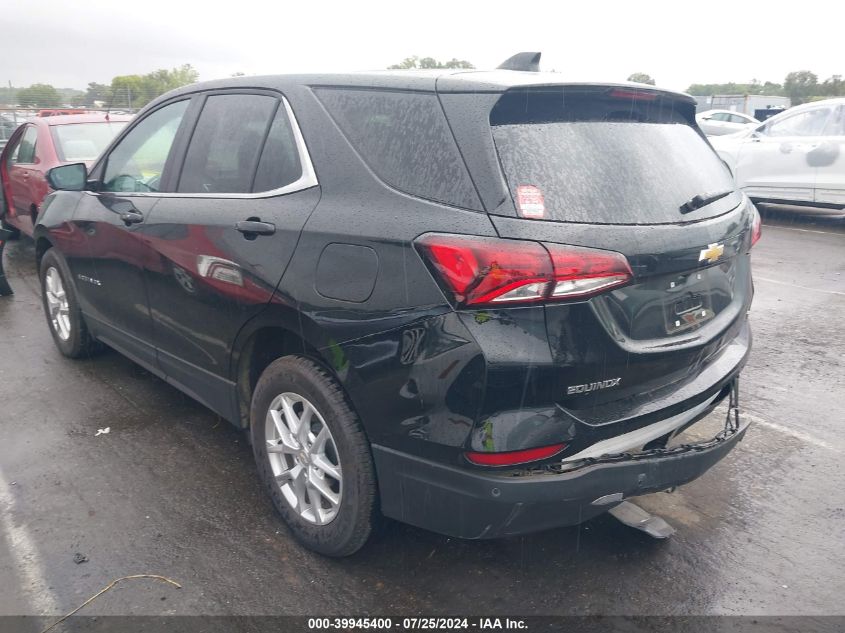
[[0, 210, 843, 617]]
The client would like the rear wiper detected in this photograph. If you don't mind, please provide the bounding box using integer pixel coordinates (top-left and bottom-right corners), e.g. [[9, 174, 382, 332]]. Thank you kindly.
[[679, 189, 734, 214]]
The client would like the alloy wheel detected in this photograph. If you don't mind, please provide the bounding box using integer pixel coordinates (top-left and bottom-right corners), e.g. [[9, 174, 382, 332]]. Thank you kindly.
[[45, 267, 71, 341], [265, 392, 343, 525]]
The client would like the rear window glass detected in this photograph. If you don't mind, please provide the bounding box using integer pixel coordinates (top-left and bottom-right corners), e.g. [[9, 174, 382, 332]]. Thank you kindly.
[[315, 88, 480, 210], [491, 89, 736, 224], [51, 122, 127, 162]]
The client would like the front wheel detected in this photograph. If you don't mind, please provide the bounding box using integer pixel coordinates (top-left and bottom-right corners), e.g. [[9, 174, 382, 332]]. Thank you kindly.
[[39, 249, 99, 358], [251, 356, 378, 556]]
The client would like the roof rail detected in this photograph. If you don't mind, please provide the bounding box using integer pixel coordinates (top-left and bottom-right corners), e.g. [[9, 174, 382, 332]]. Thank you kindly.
[[497, 52, 541, 72]]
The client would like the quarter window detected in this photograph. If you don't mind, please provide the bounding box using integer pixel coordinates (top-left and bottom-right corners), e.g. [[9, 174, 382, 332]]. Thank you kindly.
[[177, 94, 301, 194], [102, 100, 189, 193], [315, 88, 480, 209]]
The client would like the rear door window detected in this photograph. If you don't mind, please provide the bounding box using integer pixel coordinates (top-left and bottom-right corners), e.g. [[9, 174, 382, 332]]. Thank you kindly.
[[315, 88, 480, 210], [177, 93, 298, 194], [491, 88, 736, 224]]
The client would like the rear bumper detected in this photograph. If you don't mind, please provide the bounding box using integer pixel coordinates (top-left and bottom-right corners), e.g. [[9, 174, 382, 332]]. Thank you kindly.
[[374, 411, 750, 539]]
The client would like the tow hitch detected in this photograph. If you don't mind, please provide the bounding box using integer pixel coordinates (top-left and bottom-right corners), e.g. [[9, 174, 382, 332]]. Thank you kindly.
[[0, 228, 13, 296]]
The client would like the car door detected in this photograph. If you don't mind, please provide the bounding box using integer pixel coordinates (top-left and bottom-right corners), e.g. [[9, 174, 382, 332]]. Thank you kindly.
[[813, 105, 845, 206], [140, 90, 319, 418], [71, 98, 193, 371], [6, 125, 40, 231], [733, 105, 834, 203]]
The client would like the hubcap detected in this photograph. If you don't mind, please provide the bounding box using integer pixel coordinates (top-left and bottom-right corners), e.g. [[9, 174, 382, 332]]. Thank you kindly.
[[45, 267, 71, 341], [265, 393, 342, 525]]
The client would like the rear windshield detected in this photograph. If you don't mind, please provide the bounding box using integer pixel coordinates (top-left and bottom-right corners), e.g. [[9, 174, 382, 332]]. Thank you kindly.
[[51, 122, 127, 162], [491, 89, 736, 224]]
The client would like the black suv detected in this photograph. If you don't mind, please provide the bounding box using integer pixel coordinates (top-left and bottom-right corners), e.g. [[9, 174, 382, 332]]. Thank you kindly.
[[35, 55, 758, 556]]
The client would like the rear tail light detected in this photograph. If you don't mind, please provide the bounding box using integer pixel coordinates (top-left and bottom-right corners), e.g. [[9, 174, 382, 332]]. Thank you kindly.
[[415, 234, 632, 307], [465, 443, 566, 467], [750, 205, 762, 247]]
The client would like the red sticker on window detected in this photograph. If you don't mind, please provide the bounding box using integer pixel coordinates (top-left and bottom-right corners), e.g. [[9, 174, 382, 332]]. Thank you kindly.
[[516, 185, 545, 219]]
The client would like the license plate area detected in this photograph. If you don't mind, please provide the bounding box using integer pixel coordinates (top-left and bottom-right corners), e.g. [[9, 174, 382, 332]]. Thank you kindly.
[[664, 291, 715, 334]]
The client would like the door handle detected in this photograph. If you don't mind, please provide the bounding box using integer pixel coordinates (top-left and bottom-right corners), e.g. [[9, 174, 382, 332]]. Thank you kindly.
[[120, 211, 144, 225], [235, 220, 276, 237]]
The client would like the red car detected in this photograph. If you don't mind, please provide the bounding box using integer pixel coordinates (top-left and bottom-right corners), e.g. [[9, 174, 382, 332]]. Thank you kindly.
[[0, 113, 130, 237]]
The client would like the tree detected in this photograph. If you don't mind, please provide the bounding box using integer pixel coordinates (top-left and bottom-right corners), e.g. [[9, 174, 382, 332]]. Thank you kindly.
[[784, 70, 818, 105], [388, 55, 474, 70], [83, 82, 111, 106], [15, 83, 61, 107], [109, 64, 199, 109], [687, 81, 784, 96], [627, 73, 656, 85], [820, 75, 845, 97]]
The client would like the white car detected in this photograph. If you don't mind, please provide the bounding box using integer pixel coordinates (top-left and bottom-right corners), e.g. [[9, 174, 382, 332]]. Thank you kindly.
[[696, 109, 759, 136], [710, 98, 845, 209]]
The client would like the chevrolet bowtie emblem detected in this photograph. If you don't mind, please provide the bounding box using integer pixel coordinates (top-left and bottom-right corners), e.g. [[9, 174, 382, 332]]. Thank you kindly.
[[699, 242, 725, 264]]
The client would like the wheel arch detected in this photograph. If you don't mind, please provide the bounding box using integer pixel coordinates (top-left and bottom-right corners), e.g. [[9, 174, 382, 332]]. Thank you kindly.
[[230, 309, 348, 428], [34, 232, 53, 268]]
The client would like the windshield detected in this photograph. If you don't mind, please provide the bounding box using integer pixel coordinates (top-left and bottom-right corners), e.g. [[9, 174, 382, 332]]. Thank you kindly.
[[491, 89, 737, 224], [50, 122, 127, 162]]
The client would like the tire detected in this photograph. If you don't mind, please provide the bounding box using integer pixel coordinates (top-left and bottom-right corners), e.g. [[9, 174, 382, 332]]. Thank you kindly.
[[39, 248, 100, 358], [0, 216, 20, 240], [251, 356, 378, 556]]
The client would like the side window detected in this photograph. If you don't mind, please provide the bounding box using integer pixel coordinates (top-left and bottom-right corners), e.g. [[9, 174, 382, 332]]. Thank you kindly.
[[252, 105, 303, 193], [13, 127, 38, 164], [315, 88, 481, 210], [765, 108, 831, 138], [823, 107, 845, 136], [177, 94, 296, 194], [103, 100, 189, 193], [729, 114, 749, 124], [710, 112, 729, 121]]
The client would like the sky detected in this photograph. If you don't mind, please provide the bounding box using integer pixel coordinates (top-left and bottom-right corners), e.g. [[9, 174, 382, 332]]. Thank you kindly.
[[1, 0, 842, 92]]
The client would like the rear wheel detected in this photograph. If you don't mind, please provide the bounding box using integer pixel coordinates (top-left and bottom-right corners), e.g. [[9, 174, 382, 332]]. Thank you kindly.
[[251, 356, 377, 556], [39, 249, 99, 358]]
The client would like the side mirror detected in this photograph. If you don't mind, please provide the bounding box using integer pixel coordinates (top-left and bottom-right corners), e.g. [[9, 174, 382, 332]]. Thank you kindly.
[[46, 163, 88, 191]]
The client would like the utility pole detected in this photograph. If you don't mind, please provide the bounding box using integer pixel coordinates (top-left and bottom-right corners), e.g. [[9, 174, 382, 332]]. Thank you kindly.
[[7, 81, 15, 124]]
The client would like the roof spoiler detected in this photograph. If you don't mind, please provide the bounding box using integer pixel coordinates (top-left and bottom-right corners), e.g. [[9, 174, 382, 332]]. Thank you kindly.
[[497, 52, 541, 72]]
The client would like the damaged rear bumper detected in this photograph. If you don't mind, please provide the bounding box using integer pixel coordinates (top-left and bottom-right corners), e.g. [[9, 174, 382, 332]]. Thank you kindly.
[[373, 412, 750, 539]]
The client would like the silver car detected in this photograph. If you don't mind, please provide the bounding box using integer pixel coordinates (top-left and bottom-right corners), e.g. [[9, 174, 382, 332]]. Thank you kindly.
[[697, 109, 759, 136]]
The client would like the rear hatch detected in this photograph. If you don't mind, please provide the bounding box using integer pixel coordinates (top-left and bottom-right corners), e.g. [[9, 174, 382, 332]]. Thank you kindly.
[[462, 85, 755, 415]]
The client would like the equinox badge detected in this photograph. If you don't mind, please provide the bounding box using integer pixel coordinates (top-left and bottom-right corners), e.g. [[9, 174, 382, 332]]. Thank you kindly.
[[698, 242, 725, 264], [567, 378, 621, 395]]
